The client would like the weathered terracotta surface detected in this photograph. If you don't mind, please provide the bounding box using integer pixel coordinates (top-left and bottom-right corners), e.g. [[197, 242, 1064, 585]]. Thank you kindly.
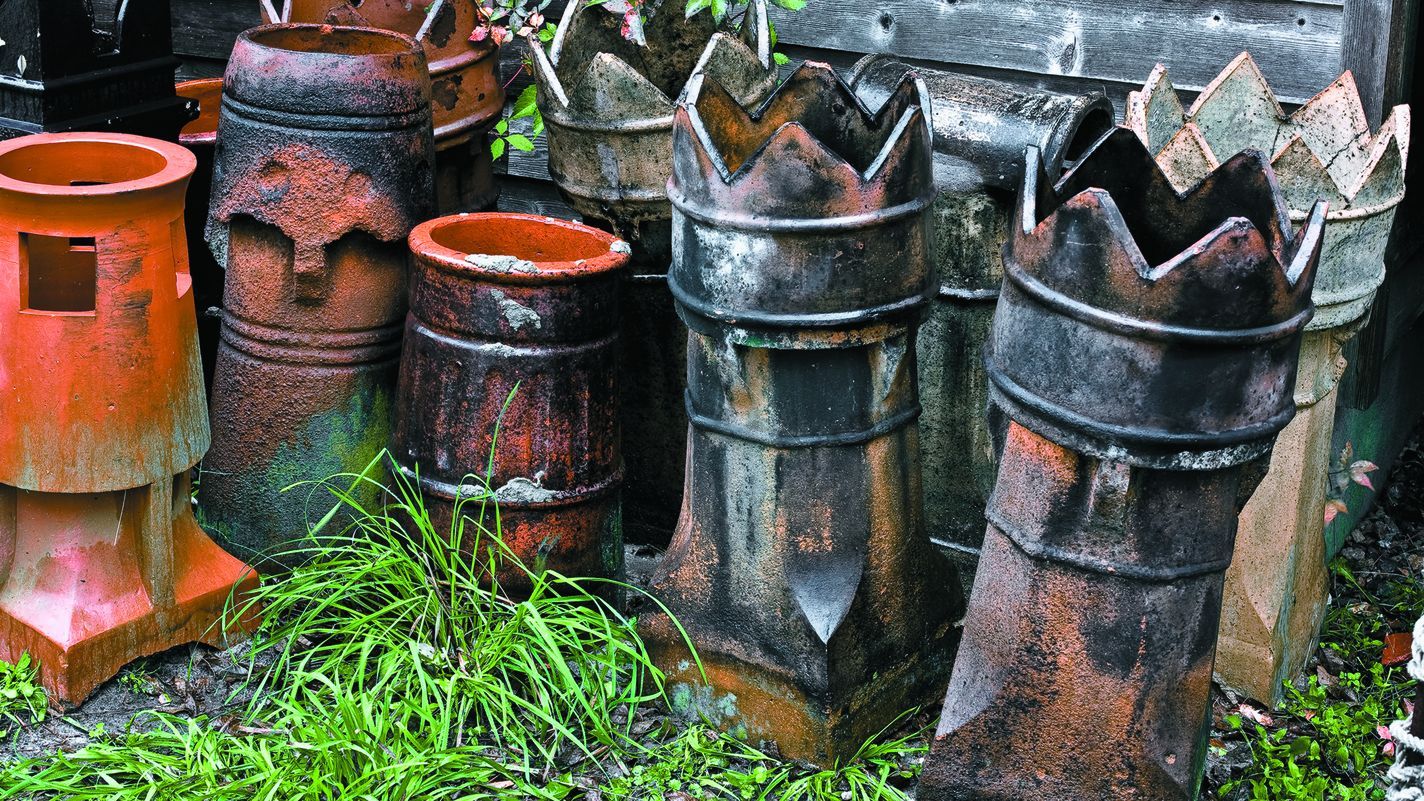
[[639, 63, 963, 766], [393, 213, 629, 589], [0, 132, 258, 704], [1126, 54, 1412, 705], [264, 0, 503, 213], [200, 25, 435, 570], [530, 0, 776, 545], [176, 78, 225, 394], [919, 130, 1323, 801], [0, 0, 192, 141], [847, 55, 1114, 585]]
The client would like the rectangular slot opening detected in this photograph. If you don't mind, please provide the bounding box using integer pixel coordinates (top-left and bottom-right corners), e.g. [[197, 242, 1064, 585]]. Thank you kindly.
[[20, 233, 98, 313]]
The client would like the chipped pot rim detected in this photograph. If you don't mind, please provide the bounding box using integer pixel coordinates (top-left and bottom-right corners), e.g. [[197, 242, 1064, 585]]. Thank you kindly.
[[411, 212, 632, 283], [239, 22, 421, 60], [0, 132, 196, 198], [177, 78, 223, 147], [264, 0, 502, 62]]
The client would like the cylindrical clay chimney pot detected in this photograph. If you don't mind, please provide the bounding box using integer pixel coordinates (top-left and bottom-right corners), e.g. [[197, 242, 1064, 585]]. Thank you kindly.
[[200, 24, 436, 570], [919, 129, 1324, 801], [1124, 54, 1412, 706], [264, 0, 505, 214], [847, 54, 1115, 584], [0, 132, 257, 704], [393, 213, 629, 589], [639, 63, 964, 767]]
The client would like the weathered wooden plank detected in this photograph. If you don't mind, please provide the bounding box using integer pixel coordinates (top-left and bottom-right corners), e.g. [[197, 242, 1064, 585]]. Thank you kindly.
[[496, 40, 1138, 185], [768, 0, 1345, 105], [172, 0, 261, 60], [495, 175, 580, 218], [1340, 0, 1419, 125]]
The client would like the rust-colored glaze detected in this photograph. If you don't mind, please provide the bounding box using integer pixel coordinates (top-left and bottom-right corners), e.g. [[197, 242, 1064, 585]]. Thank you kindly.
[[176, 78, 225, 395], [1125, 56, 1411, 707], [266, 0, 503, 213], [0, 132, 258, 704], [919, 129, 1324, 801], [394, 213, 628, 590], [199, 24, 435, 571], [639, 63, 962, 766]]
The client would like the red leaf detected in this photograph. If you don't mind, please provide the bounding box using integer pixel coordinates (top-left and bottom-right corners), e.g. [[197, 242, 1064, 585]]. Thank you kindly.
[[1383, 632, 1413, 667], [1350, 460, 1379, 490], [1238, 704, 1275, 727], [1324, 499, 1349, 524]]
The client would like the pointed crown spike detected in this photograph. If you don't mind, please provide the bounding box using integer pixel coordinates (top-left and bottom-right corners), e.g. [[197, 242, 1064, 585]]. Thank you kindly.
[[534, 0, 774, 117], [1124, 54, 1409, 326], [1012, 126, 1321, 333]]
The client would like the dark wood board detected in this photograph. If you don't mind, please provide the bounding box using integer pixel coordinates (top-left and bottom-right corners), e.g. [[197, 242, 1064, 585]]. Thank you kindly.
[[767, 0, 1347, 105]]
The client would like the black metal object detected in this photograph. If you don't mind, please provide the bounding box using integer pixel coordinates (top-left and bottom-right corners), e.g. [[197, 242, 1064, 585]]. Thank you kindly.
[[638, 62, 963, 766], [847, 55, 1114, 581], [0, 0, 192, 140], [919, 129, 1325, 801]]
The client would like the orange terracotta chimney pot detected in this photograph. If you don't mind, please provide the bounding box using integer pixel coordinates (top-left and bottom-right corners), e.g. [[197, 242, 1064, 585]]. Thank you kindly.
[[0, 132, 259, 704]]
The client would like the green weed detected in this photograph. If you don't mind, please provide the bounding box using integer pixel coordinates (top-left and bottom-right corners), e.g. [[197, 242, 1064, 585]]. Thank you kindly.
[[0, 654, 46, 737], [0, 452, 923, 800], [1219, 559, 1420, 801]]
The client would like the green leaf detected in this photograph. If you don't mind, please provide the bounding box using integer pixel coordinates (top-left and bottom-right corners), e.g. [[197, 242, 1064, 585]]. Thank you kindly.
[[770, 0, 806, 10], [495, 118, 509, 135], [684, 0, 712, 17], [491, 137, 507, 159], [507, 134, 535, 152], [772, 52, 789, 66], [513, 84, 538, 119]]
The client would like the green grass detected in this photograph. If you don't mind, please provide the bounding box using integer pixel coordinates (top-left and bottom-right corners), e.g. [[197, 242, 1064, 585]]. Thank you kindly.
[[1216, 559, 1422, 801], [0, 454, 925, 800], [0, 653, 46, 738]]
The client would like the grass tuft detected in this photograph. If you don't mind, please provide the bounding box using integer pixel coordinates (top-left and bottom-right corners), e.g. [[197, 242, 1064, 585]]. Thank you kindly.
[[0, 453, 925, 799]]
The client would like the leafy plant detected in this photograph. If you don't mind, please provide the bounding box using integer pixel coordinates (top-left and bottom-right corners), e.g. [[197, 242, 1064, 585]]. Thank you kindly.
[[472, 0, 554, 45], [0, 448, 926, 799], [228, 451, 670, 774], [491, 83, 542, 161], [1324, 441, 1379, 527], [600, 714, 927, 800], [0, 654, 46, 737], [1217, 560, 1420, 801]]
